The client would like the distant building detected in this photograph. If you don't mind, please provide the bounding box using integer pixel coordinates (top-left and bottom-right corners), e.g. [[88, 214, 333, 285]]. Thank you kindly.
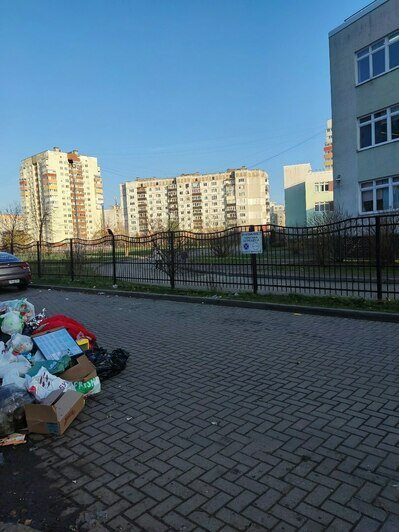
[[20, 147, 104, 242], [120, 167, 270, 234], [270, 202, 285, 226], [284, 164, 333, 226], [104, 201, 123, 233], [329, 0, 399, 216], [324, 119, 333, 170]]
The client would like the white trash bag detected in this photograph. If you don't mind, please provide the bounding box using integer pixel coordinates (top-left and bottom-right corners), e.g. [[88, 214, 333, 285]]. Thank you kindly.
[[7, 334, 33, 356], [26, 367, 74, 401], [1, 312, 24, 335]]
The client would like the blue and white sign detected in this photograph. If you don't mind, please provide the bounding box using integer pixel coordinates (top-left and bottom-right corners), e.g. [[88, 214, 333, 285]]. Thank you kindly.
[[240, 231, 263, 254]]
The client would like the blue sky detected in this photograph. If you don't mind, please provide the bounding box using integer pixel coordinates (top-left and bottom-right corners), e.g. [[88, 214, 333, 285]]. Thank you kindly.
[[0, 0, 367, 209]]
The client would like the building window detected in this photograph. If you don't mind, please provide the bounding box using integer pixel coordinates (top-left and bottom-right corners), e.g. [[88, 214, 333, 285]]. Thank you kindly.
[[315, 182, 329, 192], [358, 105, 399, 148], [314, 202, 333, 212], [356, 30, 399, 84], [360, 176, 399, 213]]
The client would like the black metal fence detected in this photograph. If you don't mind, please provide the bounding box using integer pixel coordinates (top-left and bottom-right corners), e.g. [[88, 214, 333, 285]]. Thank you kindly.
[[10, 215, 399, 300]]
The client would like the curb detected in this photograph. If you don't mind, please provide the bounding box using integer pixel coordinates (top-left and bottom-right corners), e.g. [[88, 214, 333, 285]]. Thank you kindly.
[[29, 284, 399, 323]]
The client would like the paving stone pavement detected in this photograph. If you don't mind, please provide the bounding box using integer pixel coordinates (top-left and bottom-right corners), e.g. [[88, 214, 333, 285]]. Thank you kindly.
[[5, 288, 399, 531]]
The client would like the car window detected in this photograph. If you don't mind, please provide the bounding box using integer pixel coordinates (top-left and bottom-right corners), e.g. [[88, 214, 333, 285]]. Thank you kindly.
[[0, 253, 20, 263]]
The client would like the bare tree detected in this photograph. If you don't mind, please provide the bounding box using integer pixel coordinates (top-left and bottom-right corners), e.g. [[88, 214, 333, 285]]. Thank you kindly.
[[0, 202, 31, 253]]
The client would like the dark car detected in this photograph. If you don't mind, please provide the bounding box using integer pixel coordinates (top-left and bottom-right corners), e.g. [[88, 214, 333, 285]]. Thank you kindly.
[[0, 252, 31, 290]]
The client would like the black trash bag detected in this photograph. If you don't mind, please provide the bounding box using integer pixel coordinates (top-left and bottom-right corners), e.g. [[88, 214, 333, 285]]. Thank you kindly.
[[85, 347, 130, 382], [0, 385, 34, 436]]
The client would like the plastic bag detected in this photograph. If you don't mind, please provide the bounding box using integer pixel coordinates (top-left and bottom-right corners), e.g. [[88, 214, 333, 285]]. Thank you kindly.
[[0, 385, 34, 436], [0, 352, 31, 378], [0, 299, 35, 322], [2, 367, 25, 389], [27, 355, 71, 378], [26, 367, 74, 401], [1, 311, 24, 335], [86, 347, 130, 381], [74, 376, 101, 396], [7, 333, 33, 356]]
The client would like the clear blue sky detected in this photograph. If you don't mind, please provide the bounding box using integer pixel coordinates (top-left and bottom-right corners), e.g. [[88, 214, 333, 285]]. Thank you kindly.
[[0, 0, 367, 209]]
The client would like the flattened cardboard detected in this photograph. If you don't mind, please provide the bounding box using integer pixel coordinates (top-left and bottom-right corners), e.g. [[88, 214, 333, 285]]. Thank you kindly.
[[25, 390, 85, 435], [60, 355, 97, 383]]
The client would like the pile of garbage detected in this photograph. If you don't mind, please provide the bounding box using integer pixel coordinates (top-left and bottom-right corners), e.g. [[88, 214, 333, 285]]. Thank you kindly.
[[0, 298, 129, 443]]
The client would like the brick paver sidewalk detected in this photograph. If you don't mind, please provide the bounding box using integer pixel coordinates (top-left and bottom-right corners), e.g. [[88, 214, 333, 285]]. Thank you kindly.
[[7, 288, 399, 531]]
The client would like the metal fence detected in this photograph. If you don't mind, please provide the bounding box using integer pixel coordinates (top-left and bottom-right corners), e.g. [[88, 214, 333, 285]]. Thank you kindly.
[[10, 214, 399, 300]]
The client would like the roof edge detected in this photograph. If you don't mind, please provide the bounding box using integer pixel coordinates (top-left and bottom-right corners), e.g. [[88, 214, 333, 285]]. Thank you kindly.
[[329, 0, 389, 38]]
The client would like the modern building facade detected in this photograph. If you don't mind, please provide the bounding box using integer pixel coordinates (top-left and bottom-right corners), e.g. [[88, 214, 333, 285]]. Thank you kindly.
[[329, 0, 399, 216], [284, 164, 334, 226], [20, 147, 104, 242], [270, 202, 285, 226], [120, 167, 270, 234], [324, 119, 333, 170]]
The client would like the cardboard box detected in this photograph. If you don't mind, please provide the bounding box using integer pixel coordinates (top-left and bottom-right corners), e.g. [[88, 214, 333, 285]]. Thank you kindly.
[[59, 355, 97, 383], [25, 390, 85, 435]]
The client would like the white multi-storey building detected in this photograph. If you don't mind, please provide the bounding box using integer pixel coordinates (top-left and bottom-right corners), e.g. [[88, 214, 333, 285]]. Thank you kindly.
[[20, 147, 104, 242], [120, 167, 270, 234], [329, 0, 399, 216]]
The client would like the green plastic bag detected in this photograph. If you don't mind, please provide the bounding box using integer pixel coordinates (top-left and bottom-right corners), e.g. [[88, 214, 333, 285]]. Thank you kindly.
[[73, 376, 101, 396], [26, 355, 72, 378]]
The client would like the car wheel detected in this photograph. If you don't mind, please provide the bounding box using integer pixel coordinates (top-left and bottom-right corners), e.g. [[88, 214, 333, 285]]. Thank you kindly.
[[18, 282, 28, 291]]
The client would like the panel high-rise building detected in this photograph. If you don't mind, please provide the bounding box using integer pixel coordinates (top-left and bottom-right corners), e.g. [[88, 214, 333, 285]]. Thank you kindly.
[[120, 167, 270, 235], [20, 147, 104, 242], [324, 119, 333, 170]]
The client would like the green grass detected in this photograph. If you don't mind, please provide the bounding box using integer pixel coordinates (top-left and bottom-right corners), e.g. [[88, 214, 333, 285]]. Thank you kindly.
[[32, 275, 399, 314]]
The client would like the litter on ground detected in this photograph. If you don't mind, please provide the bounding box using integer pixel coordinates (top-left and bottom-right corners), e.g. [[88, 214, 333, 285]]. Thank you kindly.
[[0, 298, 129, 441]]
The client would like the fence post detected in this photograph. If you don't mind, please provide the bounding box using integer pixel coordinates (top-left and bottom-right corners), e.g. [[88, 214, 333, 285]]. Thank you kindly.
[[169, 231, 175, 289], [249, 225, 258, 294], [36, 241, 41, 279], [107, 229, 117, 285], [69, 238, 74, 281], [375, 216, 382, 300]]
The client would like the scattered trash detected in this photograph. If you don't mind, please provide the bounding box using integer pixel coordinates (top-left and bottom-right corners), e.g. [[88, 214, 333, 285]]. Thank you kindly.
[[0, 433, 26, 446], [211, 421, 218, 426], [112, 285, 118, 289], [0, 297, 129, 440], [0, 385, 34, 436]]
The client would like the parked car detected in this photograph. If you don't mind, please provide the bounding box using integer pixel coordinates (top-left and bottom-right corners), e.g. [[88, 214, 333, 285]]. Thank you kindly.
[[0, 252, 31, 290]]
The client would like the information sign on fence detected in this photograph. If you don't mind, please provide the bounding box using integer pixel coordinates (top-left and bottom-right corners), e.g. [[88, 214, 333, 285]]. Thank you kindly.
[[240, 231, 263, 254]]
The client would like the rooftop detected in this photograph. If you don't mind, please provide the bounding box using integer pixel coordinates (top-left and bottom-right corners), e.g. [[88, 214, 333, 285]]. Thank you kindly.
[[329, 0, 389, 38]]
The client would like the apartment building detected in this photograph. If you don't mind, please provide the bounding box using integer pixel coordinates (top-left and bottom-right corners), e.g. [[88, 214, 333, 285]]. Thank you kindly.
[[324, 119, 333, 170], [20, 147, 104, 242], [104, 201, 123, 233], [329, 0, 399, 216], [270, 202, 285, 226], [120, 167, 270, 234], [284, 164, 334, 226]]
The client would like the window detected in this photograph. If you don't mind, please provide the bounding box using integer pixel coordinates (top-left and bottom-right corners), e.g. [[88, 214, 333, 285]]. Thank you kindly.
[[315, 182, 329, 192], [358, 105, 399, 148], [356, 30, 399, 83], [360, 176, 399, 213], [314, 202, 333, 212]]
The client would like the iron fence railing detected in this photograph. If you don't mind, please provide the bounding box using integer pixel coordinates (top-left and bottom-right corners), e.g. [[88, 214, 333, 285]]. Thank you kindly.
[[9, 215, 399, 300]]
